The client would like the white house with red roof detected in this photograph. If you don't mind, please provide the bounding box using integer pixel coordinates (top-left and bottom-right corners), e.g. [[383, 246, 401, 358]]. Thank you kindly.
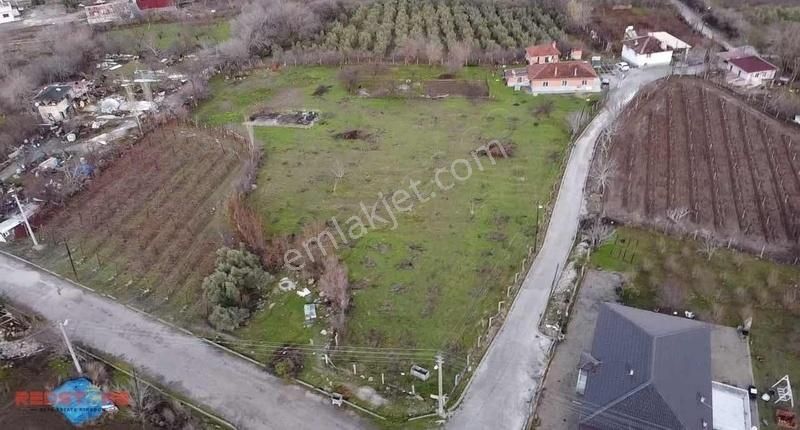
[[720, 53, 777, 87], [505, 42, 601, 94]]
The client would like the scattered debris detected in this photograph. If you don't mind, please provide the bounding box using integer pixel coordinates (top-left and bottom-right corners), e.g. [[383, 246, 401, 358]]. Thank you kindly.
[[248, 111, 319, 127], [278, 277, 296, 292]]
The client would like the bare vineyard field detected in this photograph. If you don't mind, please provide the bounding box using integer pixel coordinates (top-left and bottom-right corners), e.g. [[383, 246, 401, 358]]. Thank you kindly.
[[602, 77, 800, 261], [18, 124, 247, 320]]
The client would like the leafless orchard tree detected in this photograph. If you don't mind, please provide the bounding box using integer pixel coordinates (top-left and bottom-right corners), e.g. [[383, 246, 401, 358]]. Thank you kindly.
[[591, 155, 616, 195], [330, 159, 345, 194], [667, 207, 690, 224], [424, 39, 444, 66]]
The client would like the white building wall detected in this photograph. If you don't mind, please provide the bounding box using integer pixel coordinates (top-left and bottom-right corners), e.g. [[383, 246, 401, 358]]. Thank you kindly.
[[530, 81, 602, 95], [727, 63, 776, 86], [36, 99, 72, 123], [621, 45, 673, 68], [0, 3, 20, 24]]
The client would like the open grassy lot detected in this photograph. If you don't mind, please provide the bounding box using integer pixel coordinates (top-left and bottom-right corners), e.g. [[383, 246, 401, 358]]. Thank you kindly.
[[105, 20, 230, 52], [196, 65, 594, 398], [591, 226, 800, 422]]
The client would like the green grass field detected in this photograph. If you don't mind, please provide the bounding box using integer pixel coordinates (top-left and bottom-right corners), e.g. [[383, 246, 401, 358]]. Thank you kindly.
[[106, 20, 230, 52], [197, 65, 594, 365], [591, 226, 800, 421]]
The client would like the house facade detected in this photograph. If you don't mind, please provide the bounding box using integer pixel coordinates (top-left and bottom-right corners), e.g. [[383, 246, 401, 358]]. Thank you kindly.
[[33, 85, 74, 124], [0, 1, 20, 24], [725, 55, 777, 86], [527, 62, 600, 94]]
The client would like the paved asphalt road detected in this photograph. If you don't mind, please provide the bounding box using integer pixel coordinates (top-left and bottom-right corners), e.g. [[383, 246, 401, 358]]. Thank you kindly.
[[446, 66, 678, 430], [668, 0, 733, 50], [0, 254, 370, 430]]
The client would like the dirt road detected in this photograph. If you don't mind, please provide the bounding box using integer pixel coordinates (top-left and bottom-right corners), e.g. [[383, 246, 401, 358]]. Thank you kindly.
[[0, 253, 370, 430], [446, 66, 682, 430], [668, 0, 733, 50]]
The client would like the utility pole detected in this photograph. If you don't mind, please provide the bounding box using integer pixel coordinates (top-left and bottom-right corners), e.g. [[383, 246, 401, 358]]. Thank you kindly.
[[59, 320, 82, 375], [9, 189, 38, 247], [436, 353, 445, 418]]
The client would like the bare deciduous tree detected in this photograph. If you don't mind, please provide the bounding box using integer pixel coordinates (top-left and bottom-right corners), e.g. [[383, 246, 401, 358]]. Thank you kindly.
[[319, 255, 350, 333], [424, 39, 444, 66], [591, 155, 616, 195], [583, 218, 614, 249], [667, 207, 690, 224], [330, 159, 345, 194], [697, 232, 718, 261]]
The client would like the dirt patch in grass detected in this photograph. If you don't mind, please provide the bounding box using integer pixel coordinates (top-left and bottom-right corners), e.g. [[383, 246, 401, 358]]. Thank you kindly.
[[334, 129, 371, 140], [424, 79, 489, 98]]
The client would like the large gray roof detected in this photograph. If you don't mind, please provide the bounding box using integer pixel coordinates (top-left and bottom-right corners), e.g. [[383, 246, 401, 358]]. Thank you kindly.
[[579, 303, 712, 430]]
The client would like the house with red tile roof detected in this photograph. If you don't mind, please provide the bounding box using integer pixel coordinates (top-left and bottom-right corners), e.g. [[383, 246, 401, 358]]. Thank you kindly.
[[525, 41, 561, 65], [723, 54, 777, 87], [506, 41, 600, 94], [504, 61, 600, 94]]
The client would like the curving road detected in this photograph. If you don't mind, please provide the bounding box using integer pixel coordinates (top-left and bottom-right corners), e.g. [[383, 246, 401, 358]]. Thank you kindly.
[[0, 253, 370, 430], [446, 66, 681, 430]]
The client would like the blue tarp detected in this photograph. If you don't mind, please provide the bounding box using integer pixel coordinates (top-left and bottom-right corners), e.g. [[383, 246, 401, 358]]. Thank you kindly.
[[49, 377, 104, 426]]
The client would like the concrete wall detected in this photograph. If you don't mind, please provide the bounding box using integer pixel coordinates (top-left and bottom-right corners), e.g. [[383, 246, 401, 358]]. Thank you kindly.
[[621, 45, 673, 67]]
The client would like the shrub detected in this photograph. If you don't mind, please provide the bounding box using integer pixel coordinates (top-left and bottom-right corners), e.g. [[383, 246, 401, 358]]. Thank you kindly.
[[269, 346, 304, 379], [202, 247, 272, 330], [208, 305, 251, 332]]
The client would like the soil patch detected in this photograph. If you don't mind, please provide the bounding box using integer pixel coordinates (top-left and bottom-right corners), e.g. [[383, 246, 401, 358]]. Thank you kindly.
[[334, 129, 371, 140]]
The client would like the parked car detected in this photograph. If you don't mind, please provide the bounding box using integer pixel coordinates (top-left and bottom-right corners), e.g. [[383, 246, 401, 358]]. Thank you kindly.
[[616, 62, 630, 72]]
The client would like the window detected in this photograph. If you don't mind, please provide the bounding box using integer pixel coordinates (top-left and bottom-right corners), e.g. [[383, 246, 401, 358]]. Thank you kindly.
[[542, 81, 549, 87], [561, 80, 567, 86], [517, 77, 522, 83], [2, 13, 9, 18], [581, 80, 588, 86]]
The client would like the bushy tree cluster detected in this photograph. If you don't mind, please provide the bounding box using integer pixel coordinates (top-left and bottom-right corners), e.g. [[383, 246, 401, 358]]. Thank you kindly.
[[203, 247, 273, 331]]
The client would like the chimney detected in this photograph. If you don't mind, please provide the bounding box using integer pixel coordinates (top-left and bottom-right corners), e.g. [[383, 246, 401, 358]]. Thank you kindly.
[[574, 67, 577, 77]]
